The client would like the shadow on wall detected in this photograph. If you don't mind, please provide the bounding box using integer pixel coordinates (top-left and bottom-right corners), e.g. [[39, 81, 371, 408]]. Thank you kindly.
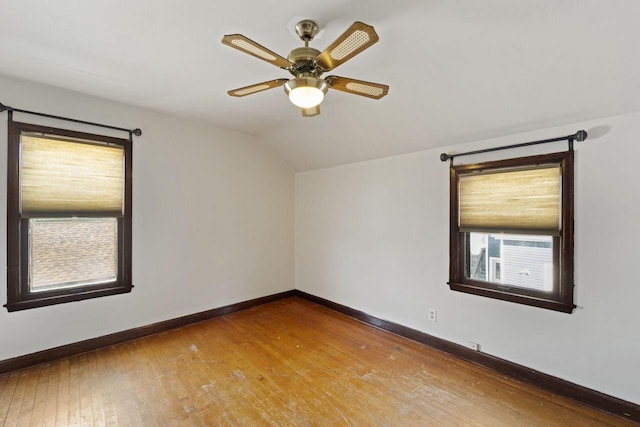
[[587, 125, 611, 140]]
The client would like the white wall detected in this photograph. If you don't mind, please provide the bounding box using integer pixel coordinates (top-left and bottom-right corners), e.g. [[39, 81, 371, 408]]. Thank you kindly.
[[296, 113, 640, 404], [0, 75, 295, 360]]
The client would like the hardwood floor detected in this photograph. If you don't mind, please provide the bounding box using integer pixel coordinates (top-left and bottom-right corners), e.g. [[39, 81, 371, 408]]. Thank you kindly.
[[0, 297, 634, 426]]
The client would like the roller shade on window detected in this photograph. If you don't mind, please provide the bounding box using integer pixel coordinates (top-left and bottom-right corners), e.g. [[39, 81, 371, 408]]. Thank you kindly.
[[458, 165, 561, 234], [20, 134, 124, 214]]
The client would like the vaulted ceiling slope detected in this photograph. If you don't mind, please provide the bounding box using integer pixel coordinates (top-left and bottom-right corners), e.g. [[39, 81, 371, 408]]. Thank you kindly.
[[1, 0, 639, 171]]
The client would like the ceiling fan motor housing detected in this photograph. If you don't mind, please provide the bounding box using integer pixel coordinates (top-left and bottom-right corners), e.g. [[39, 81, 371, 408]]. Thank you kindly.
[[287, 47, 323, 76]]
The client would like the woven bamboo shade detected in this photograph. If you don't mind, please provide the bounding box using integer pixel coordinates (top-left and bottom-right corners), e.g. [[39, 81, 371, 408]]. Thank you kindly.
[[20, 134, 124, 214], [458, 165, 561, 234]]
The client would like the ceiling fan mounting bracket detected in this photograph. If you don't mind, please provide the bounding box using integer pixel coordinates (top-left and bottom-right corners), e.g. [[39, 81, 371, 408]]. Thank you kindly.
[[295, 20, 319, 42]]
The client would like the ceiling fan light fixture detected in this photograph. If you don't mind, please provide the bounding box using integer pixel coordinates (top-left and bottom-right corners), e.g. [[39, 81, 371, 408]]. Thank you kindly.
[[223, 20, 389, 117], [284, 76, 328, 109]]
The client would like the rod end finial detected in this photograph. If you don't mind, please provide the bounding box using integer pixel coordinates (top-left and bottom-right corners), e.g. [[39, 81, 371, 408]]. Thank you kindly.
[[132, 128, 142, 137], [574, 130, 587, 142], [440, 153, 451, 162]]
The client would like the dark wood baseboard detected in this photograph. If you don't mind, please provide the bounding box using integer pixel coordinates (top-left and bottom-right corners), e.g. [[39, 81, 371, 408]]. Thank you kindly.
[[2, 288, 637, 423], [0, 290, 296, 376], [293, 290, 640, 424]]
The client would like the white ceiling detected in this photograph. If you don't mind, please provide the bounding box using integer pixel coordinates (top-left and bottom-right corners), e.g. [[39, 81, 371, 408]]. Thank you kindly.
[[1, 0, 639, 171]]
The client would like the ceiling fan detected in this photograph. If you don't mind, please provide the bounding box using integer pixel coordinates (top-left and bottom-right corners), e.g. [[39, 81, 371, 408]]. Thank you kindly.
[[222, 20, 389, 117]]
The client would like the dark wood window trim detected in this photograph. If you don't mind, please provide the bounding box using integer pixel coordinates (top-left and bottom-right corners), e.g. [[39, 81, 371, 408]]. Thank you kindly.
[[5, 121, 133, 312], [448, 151, 575, 313]]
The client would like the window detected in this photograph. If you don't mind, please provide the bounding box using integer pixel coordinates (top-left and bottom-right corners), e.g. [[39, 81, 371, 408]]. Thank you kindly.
[[448, 151, 574, 313], [6, 121, 132, 311]]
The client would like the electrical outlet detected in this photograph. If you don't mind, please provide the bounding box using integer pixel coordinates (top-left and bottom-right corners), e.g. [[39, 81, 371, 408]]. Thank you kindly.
[[428, 308, 437, 322], [469, 341, 480, 351]]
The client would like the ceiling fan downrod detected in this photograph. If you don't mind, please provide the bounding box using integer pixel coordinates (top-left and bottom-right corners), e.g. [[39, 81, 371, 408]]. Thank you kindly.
[[289, 20, 323, 77]]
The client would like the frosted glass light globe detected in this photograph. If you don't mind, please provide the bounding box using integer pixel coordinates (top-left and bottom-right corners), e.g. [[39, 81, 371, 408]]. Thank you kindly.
[[288, 86, 325, 108], [284, 76, 328, 109]]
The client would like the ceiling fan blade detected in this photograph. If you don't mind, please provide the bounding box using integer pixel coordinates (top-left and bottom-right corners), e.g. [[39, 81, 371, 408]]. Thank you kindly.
[[301, 105, 320, 117], [227, 79, 289, 97], [222, 34, 292, 69], [315, 22, 380, 71], [325, 76, 389, 99]]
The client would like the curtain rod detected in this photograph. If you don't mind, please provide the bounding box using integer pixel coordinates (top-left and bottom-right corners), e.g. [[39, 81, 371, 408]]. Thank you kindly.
[[0, 102, 142, 137], [439, 130, 587, 162]]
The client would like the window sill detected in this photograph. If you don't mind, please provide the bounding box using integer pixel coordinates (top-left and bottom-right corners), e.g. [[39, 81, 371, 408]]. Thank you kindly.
[[448, 282, 575, 314], [4, 284, 133, 312]]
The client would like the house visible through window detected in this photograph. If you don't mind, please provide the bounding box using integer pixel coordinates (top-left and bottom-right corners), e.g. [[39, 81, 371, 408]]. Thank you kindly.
[[469, 233, 553, 291], [5, 121, 132, 311], [448, 151, 574, 313]]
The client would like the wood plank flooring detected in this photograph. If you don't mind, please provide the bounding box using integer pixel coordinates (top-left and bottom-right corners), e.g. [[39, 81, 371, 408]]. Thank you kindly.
[[0, 297, 634, 426]]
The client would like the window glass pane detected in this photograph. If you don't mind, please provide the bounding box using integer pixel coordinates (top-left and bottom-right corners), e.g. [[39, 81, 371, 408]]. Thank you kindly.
[[29, 218, 118, 292], [467, 232, 553, 292]]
